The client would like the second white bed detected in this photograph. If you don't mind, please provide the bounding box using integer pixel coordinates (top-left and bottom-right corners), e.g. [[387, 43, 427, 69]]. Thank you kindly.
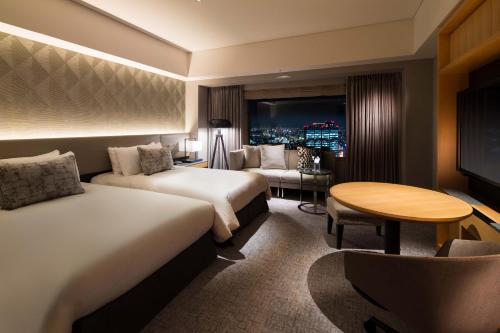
[[92, 167, 271, 242]]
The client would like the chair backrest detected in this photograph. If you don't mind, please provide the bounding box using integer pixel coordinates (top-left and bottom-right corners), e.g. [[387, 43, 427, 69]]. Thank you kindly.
[[344, 242, 500, 333]]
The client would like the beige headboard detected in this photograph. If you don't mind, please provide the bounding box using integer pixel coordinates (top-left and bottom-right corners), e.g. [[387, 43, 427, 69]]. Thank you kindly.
[[0, 133, 189, 175]]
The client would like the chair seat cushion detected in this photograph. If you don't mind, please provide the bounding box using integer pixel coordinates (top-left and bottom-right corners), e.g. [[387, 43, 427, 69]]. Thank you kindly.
[[243, 168, 286, 182], [327, 197, 383, 225], [280, 170, 329, 185]]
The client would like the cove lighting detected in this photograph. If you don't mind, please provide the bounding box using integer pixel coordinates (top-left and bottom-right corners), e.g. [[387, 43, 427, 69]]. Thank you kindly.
[[0, 21, 187, 81], [0, 128, 185, 141]]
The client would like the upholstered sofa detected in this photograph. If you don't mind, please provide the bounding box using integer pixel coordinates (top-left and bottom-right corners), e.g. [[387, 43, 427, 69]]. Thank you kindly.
[[229, 149, 335, 196]]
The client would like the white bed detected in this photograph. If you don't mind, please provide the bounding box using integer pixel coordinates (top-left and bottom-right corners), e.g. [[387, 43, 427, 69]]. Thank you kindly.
[[0, 183, 214, 333], [91, 167, 271, 242]]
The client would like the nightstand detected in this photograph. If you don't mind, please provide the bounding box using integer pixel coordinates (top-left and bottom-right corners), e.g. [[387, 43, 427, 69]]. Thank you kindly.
[[176, 160, 208, 168]]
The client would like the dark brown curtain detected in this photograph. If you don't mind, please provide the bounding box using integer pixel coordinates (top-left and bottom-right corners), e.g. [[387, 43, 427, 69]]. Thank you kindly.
[[347, 73, 402, 183], [207, 85, 244, 169]]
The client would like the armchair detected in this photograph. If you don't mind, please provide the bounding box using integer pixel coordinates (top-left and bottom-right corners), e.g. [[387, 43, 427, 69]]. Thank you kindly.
[[344, 239, 500, 333]]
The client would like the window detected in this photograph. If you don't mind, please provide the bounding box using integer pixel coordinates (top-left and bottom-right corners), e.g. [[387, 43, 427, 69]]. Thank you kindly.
[[248, 96, 346, 156]]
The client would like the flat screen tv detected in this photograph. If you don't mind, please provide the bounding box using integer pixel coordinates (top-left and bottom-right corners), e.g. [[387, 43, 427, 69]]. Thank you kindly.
[[457, 85, 500, 187]]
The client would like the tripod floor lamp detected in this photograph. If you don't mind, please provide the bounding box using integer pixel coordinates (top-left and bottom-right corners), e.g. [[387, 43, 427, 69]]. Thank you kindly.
[[209, 118, 232, 169]]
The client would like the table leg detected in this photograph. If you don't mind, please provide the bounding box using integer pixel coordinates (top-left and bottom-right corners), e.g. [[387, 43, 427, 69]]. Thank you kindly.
[[299, 172, 303, 203], [313, 174, 318, 214], [325, 174, 330, 202], [384, 221, 400, 255]]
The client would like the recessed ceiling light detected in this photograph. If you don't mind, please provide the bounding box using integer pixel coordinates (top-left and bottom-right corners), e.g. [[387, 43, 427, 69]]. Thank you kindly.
[[276, 74, 291, 79]]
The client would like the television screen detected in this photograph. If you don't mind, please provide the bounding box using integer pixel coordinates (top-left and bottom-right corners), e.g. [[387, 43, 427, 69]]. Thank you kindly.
[[458, 86, 500, 186], [248, 96, 347, 156]]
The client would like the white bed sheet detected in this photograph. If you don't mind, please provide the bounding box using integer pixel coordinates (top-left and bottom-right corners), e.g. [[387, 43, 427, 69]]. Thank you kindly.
[[91, 167, 271, 242], [0, 183, 214, 333]]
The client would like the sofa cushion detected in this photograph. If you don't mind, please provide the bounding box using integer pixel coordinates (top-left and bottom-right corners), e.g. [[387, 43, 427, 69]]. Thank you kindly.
[[260, 145, 286, 169], [243, 145, 261, 168], [243, 168, 286, 182], [281, 170, 329, 185]]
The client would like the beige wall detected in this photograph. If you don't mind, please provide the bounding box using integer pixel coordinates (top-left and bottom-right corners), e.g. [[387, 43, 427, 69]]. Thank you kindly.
[[185, 81, 199, 134], [189, 20, 414, 78], [401, 59, 435, 189], [0, 0, 190, 76], [0, 32, 185, 140], [187, 0, 458, 80], [413, 0, 461, 52]]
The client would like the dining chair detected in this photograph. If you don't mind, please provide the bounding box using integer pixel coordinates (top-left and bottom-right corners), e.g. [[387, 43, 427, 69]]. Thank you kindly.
[[326, 197, 383, 249]]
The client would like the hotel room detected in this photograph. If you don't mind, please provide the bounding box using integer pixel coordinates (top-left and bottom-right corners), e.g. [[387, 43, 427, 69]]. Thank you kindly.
[[0, 1, 498, 332]]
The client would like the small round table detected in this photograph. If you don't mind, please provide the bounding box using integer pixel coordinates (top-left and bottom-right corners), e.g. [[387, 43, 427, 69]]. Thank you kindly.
[[330, 182, 473, 254], [298, 168, 332, 215]]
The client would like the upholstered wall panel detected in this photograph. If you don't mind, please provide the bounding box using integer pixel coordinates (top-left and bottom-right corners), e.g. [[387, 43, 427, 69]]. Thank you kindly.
[[0, 32, 185, 139]]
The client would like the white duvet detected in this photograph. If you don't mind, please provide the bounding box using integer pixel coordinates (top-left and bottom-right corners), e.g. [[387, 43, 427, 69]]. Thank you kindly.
[[0, 183, 214, 333], [92, 167, 271, 242]]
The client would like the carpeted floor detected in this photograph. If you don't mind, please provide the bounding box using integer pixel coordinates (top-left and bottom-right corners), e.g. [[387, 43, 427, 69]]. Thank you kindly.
[[142, 196, 435, 333]]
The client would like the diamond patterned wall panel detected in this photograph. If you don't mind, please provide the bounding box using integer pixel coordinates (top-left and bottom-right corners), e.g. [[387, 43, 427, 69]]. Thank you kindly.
[[0, 32, 185, 139]]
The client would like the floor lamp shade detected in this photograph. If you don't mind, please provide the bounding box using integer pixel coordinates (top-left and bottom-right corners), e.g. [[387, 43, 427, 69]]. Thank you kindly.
[[209, 119, 232, 128], [209, 119, 231, 169]]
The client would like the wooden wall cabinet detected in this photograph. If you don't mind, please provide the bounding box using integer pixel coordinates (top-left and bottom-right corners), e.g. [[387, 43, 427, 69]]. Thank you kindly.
[[450, 0, 493, 62], [436, 0, 500, 246], [493, 0, 500, 33]]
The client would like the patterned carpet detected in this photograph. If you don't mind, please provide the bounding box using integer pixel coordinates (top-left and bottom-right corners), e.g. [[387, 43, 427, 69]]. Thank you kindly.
[[142, 196, 435, 333]]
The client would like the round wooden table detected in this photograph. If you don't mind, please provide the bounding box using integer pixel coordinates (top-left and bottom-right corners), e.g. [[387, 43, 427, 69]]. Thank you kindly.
[[330, 182, 473, 254]]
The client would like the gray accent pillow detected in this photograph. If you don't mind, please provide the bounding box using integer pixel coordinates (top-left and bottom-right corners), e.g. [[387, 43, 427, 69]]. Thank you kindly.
[[0, 154, 85, 210], [297, 147, 314, 170], [137, 147, 174, 176]]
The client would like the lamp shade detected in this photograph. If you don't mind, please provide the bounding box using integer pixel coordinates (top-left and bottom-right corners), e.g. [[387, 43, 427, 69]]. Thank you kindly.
[[186, 140, 202, 153], [209, 119, 232, 128]]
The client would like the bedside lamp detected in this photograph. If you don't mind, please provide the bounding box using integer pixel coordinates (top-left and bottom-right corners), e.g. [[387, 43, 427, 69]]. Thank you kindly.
[[184, 138, 202, 163], [209, 118, 232, 169]]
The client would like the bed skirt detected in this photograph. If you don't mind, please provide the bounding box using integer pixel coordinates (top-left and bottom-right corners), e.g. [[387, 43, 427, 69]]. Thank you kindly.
[[72, 232, 216, 333], [235, 192, 269, 229]]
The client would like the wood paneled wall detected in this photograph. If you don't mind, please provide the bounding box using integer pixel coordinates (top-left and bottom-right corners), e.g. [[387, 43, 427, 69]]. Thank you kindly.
[[436, 0, 500, 246]]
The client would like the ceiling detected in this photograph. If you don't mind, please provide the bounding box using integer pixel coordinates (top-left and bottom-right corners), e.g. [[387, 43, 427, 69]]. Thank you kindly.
[[76, 0, 423, 52]]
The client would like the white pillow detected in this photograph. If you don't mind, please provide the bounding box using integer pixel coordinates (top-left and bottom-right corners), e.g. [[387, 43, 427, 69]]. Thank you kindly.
[[260, 145, 286, 169], [243, 145, 261, 168], [0, 150, 60, 164], [115, 142, 161, 176], [107, 147, 122, 174]]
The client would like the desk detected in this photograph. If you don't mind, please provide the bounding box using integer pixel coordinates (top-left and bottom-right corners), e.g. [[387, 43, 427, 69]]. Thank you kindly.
[[330, 182, 473, 254]]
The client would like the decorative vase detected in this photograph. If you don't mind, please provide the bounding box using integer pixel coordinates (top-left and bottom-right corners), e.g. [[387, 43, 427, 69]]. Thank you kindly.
[[313, 156, 320, 171]]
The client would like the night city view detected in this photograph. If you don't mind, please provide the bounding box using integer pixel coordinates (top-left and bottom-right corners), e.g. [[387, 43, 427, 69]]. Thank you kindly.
[[248, 96, 347, 157]]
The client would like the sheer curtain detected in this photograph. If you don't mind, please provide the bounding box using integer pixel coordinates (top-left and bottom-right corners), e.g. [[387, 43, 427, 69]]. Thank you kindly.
[[347, 73, 402, 183], [207, 85, 244, 169]]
